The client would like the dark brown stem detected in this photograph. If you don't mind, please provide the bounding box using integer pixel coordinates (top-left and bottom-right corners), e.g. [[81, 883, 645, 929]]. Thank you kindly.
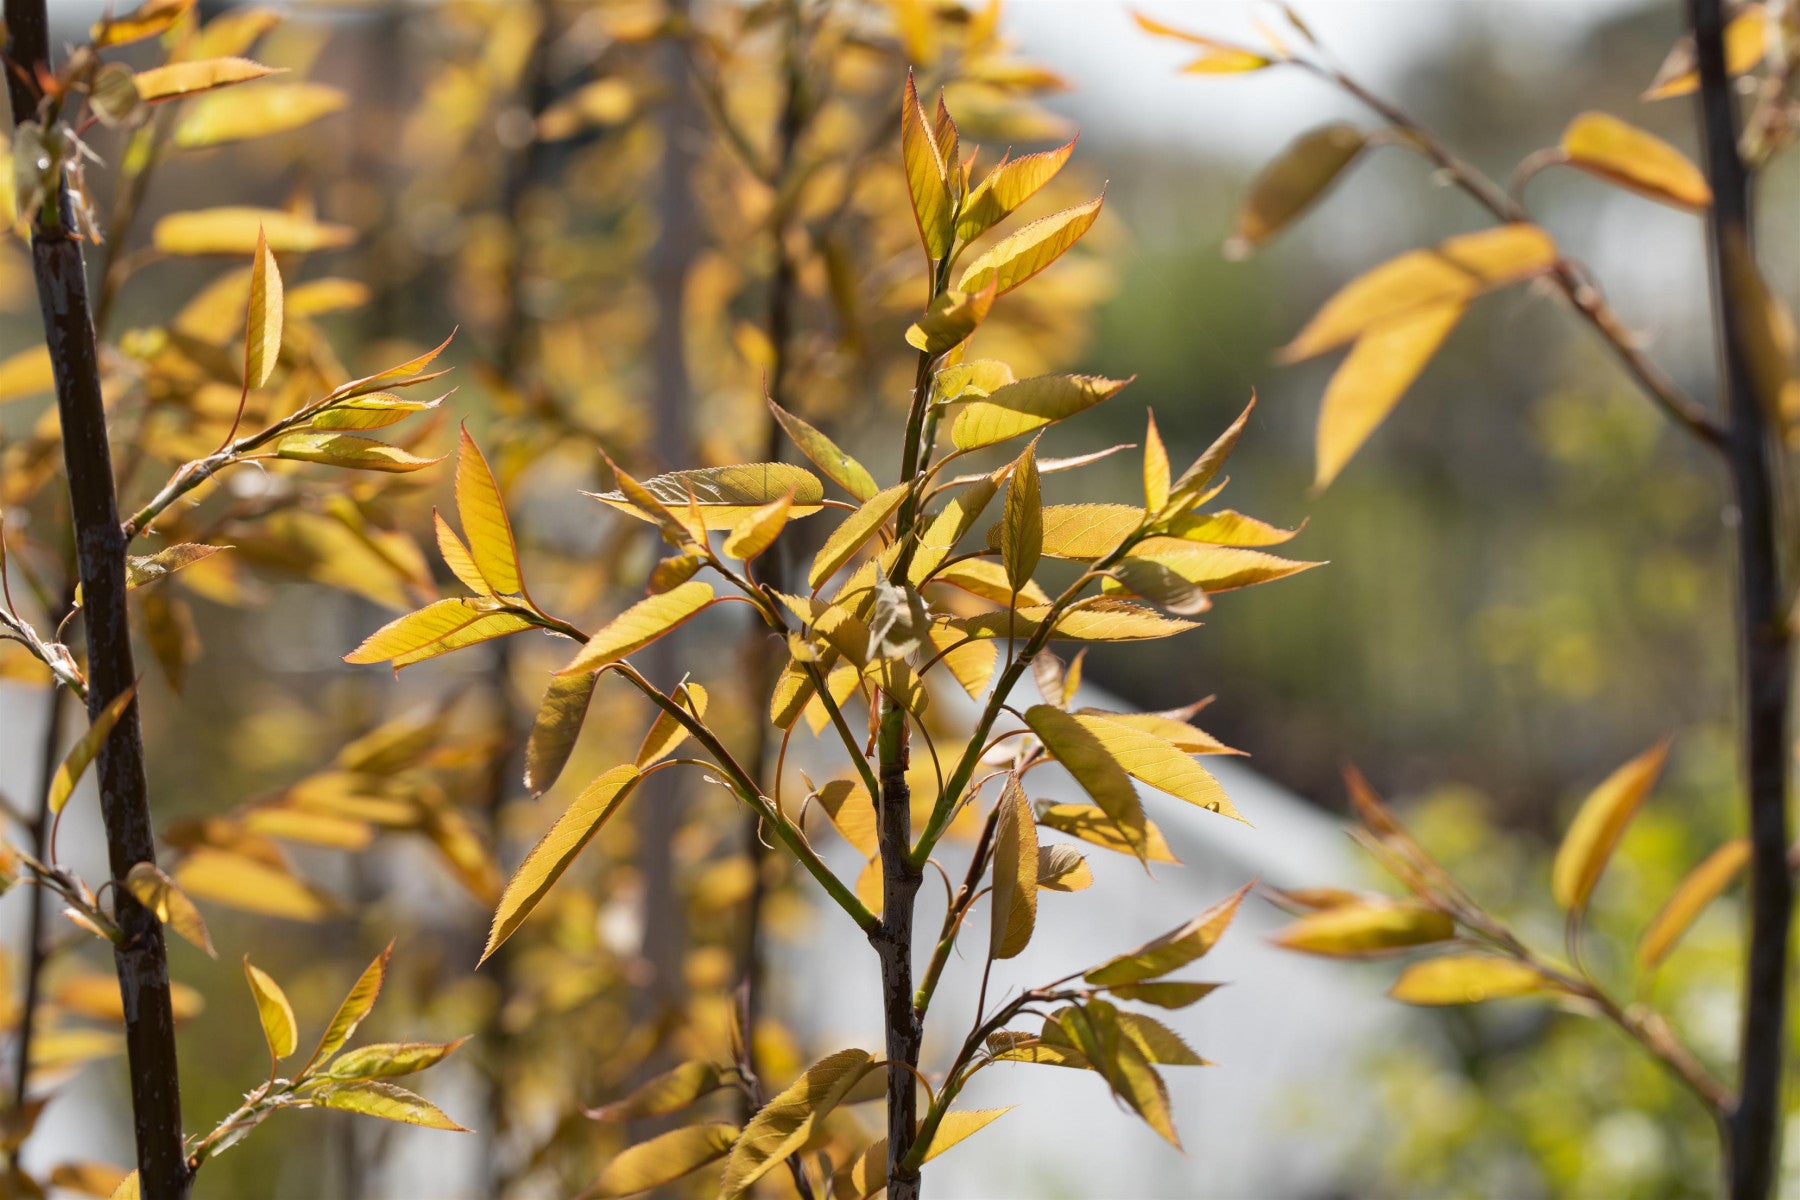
[[872, 700, 923, 1200], [5, 6, 189, 1197], [1688, 1, 1793, 1194], [11, 676, 65, 1116]]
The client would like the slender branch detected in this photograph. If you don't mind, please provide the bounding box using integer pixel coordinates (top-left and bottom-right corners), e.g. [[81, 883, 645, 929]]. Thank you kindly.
[[11, 675, 65, 1117]]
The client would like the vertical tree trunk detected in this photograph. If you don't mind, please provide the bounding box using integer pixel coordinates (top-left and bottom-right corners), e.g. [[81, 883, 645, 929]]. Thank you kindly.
[[4, 6, 190, 1196], [873, 704, 923, 1200], [1687, 1, 1793, 1196]]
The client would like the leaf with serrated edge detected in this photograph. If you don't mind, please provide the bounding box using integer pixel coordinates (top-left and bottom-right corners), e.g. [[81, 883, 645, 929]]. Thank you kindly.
[[809, 483, 908, 589], [1315, 300, 1464, 489], [720, 1048, 874, 1198], [587, 1061, 724, 1122], [455, 428, 524, 595], [990, 778, 1039, 959], [433, 511, 489, 594], [123, 863, 215, 957], [952, 374, 1131, 452], [957, 196, 1104, 297], [482, 766, 642, 962], [324, 1038, 469, 1081], [590, 1123, 738, 1199], [306, 943, 391, 1070], [322, 1080, 468, 1131], [1001, 441, 1042, 593], [1084, 883, 1251, 986], [559, 583, 714, 675], [959, 137, 1077, 241], [1229, 123, 1365, 256], [722, 492, 792, 561], [766, 400, 878, 501], [635, 683, 707, 768]]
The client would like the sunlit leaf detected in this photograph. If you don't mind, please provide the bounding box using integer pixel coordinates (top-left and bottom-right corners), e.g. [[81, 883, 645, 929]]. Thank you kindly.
[[1167, 399, 1253, 515], [588, 1061, 725, 1123], [1040, 803, 1179, 863], [909, 473, 1001, 583], [482, 766, 642, 962], [125, 543, 229, 590], [1559, 112, 1710, 210], [1117, 540, 1322, 593], [173, 850, 339, 921], [721, 1048, 875, 1198], [93, 0, 193, 46], [593, 463, 824, 530], [1084, 883, 1251, 986], [933, 559, 1050, 607], [1274, 901, 1455, 957], [1163, 509, 1299, 547], [635, 683, 707, 768], [49, 688, 137, 816], [1645, 7, 1767, 99], [558, 582, 714, 675], [0, 345, 53, 404], [1025, 706, 1148, 858], [901, 72, 954, 260], [766, 401, 879, 502], [1134, 11, 1273, 73], [906, 284, 997, 355], [153, 208, 354, 255], [956, 196, 1104, 297], [1228, 122, 1366, 257], [1104, 981, 1222, 1008], [988, 503, 1140, 561], [1638, 838, 1750, 970], [525, 671, 599, 795], [590, 1123, 737, 1199], [1314, 299, 1465, 488], [324, 331, 456, 402], [1048, 1001, 1180, 1146], [455, 428, 523, 596], [243, 227, 283, 389], [990, 778, 1039, 959], [323, 1081, 468, 1131], [323, 1038, 469, 1082], [122, 862, 215, 957], [1001, 441, 1042, 593], [309, 943, 392, 1068], [1389, 956, 1554, 1005], [809, 483, 908, 589], [954, 599, 1197, 643], [133, 57, 278, 103], [1281, 224, 1557, 361], [1143, 413, 1170, 513], [1551, 739, 1668, 913], [1036, 842, 1094, 892], [272, 433, 439, 473], [344, 598, 527, 667], [722, 492, 793, 561], [959, 138, 1077, 242], [175, 82, 346, 148], [243, 959, 298, 1059]]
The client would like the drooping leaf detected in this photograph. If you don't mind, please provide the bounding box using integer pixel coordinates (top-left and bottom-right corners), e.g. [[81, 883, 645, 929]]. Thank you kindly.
[[1388, 956, 1554, 1005], [635, 683, 708, 768], [243, 959, 298, 1059], [592, 463, 824, 530], [1638, 838, 1750, 970], [243, 227, 283, 389], [322, 1080, 468, 1131], [587, 1061, 725, 1123], [1104, 981, 1223, 1009], [454, 428, 524, 596], [959, 138, 1077, 242], [956, 196, 1104, 297], [125, 543, 229, 590], [720, 1048, 875, 1198], [49, 688, 138, 816], [809, 483, 908, 589], [1228, 122, 1366, 256], [1048, 1001, 1181, 1147], [590, 1123, 738, 1199], [1551, 739, 1669, 913], [1559, 112, 1710, 210], [1645, 7, 1767, 100], [1032, 706, 1242, 823], [133, 57, 277, 103], [1001, 441, 1042, 593], [1036, 843, 1094, 892], [906, 284, 997, 355], [1084, 883, 1251, 986], [153, 207, 354, 255], [722, 493, 793, 562], [1114, 1010, 1209, 1066], [1134, 11, 1273, 73], [1281, 224, 1557, 361], [482, 766, 642, 962], [524, 672, 600, 795], [173, 850, 339, 921], [952, 373, 1131, 451], [558, 583, 714, 675], [122, 863, 215, 957], [1274, 902, 1456, 957], [1314, 300, 1465, 489], [990, 779, 1040, 960], [933, 559, 1051, 607], [1025, 706, 1148, 858], [766, 400, 878, 502]]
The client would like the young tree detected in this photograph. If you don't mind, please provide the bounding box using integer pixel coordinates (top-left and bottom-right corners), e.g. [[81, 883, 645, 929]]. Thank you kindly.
[[1140, 3, 1798, 1196], [348, 75, 1319, 1198]]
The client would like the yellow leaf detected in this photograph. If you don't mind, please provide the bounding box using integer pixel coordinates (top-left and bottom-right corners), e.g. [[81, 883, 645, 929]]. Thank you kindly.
[[92, 0, 193, 46], [1551, 739, 1669, 912], [153, 207, 354, 256], [1118, 540, 1322, 593], [1085, 710, 1240, 756], [286, 276, 370, 317], [990, 778, 1039, 959], [190, 8, 284, 58], [1049, 1001, 1181, 1147], [536, 78, 636, 141], [592, 463, 824, 530], [49, 1162, 130, 1199], [482, 766, 642, 962], [52, 974, 204, 1024], [1084, 883, 1251, 986], [133, 57, 277, 103], [588, 1061, 725, 1123], [1001, 441, 1042, 593], [1645, 7, 1768, 100], [766, 400, 879, 502], [954, 599, 1197, 644], [242, 806, 374, 851], [959, 138, 1077, 242], [809, 483, 908, 589], [454, 428, 523, 596], [323, 1038, 469, 1082], [1143, 413, 1170, 513], [901, 72, 954, 260], [1722, 231, 1800, 421], [721, 1048, 874, 1198], [834, 1108, 1015, 1198], [590, 1123, 738, 1199], [1638, 838, 1750, 970], [989, 502, 1141, 561], [722, 492, 793, 561], [524, 671, 600, 795], [125, 543, 230, 590], [272, 432, 440, 473], [434, 512, 490, 594], [1167, 398, 1254, 515], [906, 284, 997, 355], [1560, 112, 1710, 210], [1282, 224, 1557, 361], [122, 862, 215, 957], [558, 582, 714, 675], [1104, 981, 1222, 1008], [108, 1171, 140, 1200], [1389, 956, 1553, 1005], [323, 1080, 468, 1132], [0, 345, 53, 404], [1164, 509, 1300, 547], [635, 682, 707, 768], [933, 559, 1050, 607], [243, 227, 283, 389], [1134, 10, 1272, 73], [1038, 707, 1242, 822], [957, 196, 1103, 297], [1274, 902, 1455, 957], [909, 473, 1001, 583], [344, 598, 526, 667], [1025, 706, 1148, 858], [815, 780, 878, 857], [324, 330, 456, 402], [243, 959, 298, 1059], [952, 373, 1131, 452], [173, 849, 339, 921], [389, 612, 535, 669], [49, 688, 137, 816], [174, 82, 345, 148], [1314, 299, 1465, 489], [1228, 122, 1366, 257], [309, 943, 391, 1067]]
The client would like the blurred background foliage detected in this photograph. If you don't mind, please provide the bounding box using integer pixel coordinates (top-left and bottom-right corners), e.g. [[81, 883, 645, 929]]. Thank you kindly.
[[0, 0, 1793, 1196]]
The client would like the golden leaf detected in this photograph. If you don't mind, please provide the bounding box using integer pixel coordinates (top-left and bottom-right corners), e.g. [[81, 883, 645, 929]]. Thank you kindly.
[[990, 778, 1040, 959], [1274, 901, 1456, 957], [1313, 300, 1465, 489], [1638, 838, 1751, 970], [133, 57, 277, 103], [1559, 112, 1710, 210], [174, 82, 345, 148], [322, 1081, 468, 1132], [454, 428, 524, 596], [558, 582, 714, 675], [590, 1123, 738, 1199], [153, 207, 354, 256], [243, 959, 298, 1059], [1084, 883, 1251, 986], [957, 196, 1104, 297], [1551, 739, 1669, 913], [1389, 956, 1553, 1005]]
